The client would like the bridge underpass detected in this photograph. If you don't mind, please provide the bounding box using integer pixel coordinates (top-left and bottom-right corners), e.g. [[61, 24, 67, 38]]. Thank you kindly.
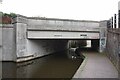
[[26, 28, 100, 58], [2, 15, 118, 79], [26, 31, 100, 60]]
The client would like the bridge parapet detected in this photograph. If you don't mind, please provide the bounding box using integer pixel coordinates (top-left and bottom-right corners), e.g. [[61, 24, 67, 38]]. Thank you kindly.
[[27, 18, 100, 32], [14, 15, 100, 32]]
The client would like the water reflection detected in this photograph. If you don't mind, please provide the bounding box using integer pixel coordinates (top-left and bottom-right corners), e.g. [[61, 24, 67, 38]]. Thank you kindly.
[[2, 51, 83, 78]]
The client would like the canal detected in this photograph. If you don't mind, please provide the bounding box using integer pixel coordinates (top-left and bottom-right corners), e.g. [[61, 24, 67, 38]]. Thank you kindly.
[[2, 51, 83, 79]]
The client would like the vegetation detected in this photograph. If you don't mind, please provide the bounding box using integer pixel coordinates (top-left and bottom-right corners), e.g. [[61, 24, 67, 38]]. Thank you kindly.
[[0, 12, 17, 24]]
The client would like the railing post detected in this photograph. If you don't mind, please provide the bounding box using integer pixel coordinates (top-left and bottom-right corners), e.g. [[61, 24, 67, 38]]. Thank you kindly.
[[114, 14, 117, 29], [111, 17, 113, 29], [118, 10, 120, 28]]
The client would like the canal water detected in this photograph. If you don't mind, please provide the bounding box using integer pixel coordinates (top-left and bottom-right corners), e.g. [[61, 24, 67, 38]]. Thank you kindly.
[[2, 51, 83, 79]]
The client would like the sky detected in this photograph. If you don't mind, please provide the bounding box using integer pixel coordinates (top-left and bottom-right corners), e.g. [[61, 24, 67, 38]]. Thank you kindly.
[[0, 0, 120, 21]]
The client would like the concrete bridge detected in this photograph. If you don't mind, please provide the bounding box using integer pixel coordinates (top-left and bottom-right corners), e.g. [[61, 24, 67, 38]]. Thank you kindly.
[[1, 15, 107, 62], [1, 2, 120, 79], [16, 15, 100, 39]]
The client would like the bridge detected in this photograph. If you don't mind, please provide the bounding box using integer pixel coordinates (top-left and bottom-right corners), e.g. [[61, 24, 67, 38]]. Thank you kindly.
[[1, 1, 120, 79], [1, 15, 107, 62], [16, 16, 100, 39], [1, 14, 120, 78]]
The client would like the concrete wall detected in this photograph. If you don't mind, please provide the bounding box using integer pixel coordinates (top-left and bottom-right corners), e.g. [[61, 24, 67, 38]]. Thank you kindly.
[[0, 25, 2, 61], [106, 29, 120, 74], [2, 25, 16, 61], [0, 25, 2, 79]]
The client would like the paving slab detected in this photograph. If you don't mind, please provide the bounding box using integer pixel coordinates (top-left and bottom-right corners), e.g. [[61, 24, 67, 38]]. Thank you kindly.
[[73, 52, 118, 78]]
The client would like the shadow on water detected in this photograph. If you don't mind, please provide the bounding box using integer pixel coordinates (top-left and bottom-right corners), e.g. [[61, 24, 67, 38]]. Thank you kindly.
[[2, 51, 83, 79]]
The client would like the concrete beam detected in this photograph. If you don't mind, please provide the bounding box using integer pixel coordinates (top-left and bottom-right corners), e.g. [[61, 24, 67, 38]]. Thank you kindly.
[[27, 30, 100, 39]]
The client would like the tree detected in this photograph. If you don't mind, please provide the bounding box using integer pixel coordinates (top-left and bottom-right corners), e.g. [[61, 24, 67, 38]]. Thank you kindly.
[[2, 13, 12, 24], [10, 13, 17, 18], [0, 12, 3, 24], [0, 12, 17, 24]]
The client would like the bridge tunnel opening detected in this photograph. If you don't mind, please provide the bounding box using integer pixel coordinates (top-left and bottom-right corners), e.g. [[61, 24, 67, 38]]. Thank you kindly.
[[68, 39, 100, 53], [26, 39, 100, 59]]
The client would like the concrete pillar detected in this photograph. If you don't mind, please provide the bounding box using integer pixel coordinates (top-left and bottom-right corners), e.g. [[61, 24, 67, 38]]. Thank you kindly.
[[15, 23, 28, 61], [99, 21, 107, 53]]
